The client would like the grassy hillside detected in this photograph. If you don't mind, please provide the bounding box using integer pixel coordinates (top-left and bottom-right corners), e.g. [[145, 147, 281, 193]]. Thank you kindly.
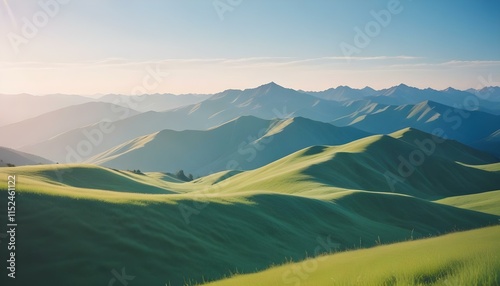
[[0, 188, 496, 286], [1, 126, 498, 285], [0, 164, 180, 197], [0, 163, 498, 286], [86, 116, 369, 174], [0, 162, 498, 285], [210, 130, 500, 200], [204, 226, 500, 286], [436, 190, 500, 215]]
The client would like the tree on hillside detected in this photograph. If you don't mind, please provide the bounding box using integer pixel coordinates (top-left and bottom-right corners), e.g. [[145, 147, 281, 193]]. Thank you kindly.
[[128, 169, 144, 175], [176, 170, 193, 182]]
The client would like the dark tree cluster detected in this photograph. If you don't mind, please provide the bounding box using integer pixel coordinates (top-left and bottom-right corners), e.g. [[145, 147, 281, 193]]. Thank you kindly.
[[175, 170, 193, 182], [1, 160, 16, 167]]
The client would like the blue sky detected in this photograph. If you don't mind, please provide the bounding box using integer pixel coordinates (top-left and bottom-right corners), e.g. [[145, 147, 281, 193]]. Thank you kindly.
[[0, 0, 499, 94]]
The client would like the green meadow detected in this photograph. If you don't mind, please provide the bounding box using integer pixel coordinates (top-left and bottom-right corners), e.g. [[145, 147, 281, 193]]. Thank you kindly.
[[0, 131, 499, 285]]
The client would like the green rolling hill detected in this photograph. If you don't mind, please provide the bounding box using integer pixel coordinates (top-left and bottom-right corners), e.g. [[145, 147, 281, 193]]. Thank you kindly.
[[208, 128, 500, 200], [0, 168, 497, 285], [1, 125, 499, 285], [86, 116, 370, 175], [436, 190, 500, 216]]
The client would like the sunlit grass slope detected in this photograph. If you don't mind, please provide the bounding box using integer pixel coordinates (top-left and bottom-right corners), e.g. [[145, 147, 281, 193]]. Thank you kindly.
[[0, 164, 243, 202], [86, 116, 369, 175], [0, 126, 498, 286], [212, 130, 500, 199], [0, 164, 177, 195], [0, 165, 498, 285], [436, 190, 500, 215], [203, 226, 500, 286]]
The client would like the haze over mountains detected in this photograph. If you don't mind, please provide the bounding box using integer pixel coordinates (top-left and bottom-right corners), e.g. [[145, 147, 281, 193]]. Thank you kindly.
[[332, 100, 500, 156], [87, 116, 370, 174], [0, 146, 52, 167], [0, 102, 140, 149], [96, 93, 210, 112], [1, 132, 499, 284], [0, 93, 93, 126], [2, 82, 498, 168], [0, 92, 210, 127], [1, 82, 499, 285]]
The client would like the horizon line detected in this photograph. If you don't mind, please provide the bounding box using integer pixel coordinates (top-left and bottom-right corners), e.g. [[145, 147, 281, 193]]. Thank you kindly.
[[2, 82, 499, 97]]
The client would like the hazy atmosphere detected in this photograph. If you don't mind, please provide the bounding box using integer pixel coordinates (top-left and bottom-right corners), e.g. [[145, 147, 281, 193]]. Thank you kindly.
[[1, 0, 500, 94], [0, 1, 499, 286]]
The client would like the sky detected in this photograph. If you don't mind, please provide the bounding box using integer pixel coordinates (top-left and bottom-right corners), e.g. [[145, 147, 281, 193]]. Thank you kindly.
[[0, 0, 499, 95]]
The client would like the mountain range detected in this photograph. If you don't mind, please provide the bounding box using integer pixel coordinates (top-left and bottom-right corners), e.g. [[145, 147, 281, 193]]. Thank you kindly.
[[1, 82, 499, 285], [1, 127, 498, 284], [0, 102, 139, 149], [8, 82, 498, 165], [0, 146, 52, 167], [332, 100, 500, 157], [86, 116, 370, 174]]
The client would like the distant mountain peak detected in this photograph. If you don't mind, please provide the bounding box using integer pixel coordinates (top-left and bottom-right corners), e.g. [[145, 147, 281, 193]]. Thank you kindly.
[[443, 87, 455, 91], [257, 81, 284, 90], [382, 83, 419, 96], [246, 81, 301, 98], [390, 127, 425, 137], [391, 83, 419, 91], [336, 85, 353, 90]]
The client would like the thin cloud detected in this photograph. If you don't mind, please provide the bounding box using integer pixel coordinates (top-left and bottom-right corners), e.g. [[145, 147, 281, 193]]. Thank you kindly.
[[1, 55, 423, 70], [386, 60, 500, 69]]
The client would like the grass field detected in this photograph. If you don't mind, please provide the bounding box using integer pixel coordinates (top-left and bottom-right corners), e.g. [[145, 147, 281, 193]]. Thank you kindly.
[[436, 190, 500, 215], [203, 226, 500, 286], [0, 132, 498, 285], [0, 164, 498, 285]]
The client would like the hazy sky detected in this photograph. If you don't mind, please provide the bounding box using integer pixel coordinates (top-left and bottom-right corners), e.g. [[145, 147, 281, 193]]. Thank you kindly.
[[0, 0, 499, 95]]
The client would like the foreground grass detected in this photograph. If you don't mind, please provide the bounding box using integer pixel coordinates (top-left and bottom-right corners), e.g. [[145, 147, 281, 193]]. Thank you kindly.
[[203, 226, 500, 286], [0, 164, 498, 285]]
